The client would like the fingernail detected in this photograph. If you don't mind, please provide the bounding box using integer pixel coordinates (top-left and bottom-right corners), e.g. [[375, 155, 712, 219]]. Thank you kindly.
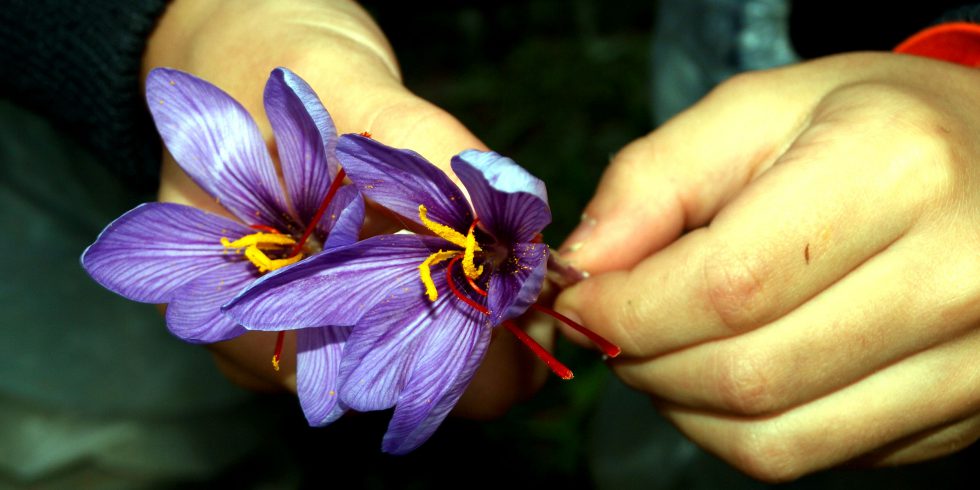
[[560, 213, 596, 256]]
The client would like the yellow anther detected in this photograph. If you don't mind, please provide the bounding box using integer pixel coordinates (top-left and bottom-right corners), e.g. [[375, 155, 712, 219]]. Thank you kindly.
[[272, 355, 281, 371], [419, 205, 469, 249], [462, 228, 483, 279], [418, 250, 458, 301], [221, 232, 296, 250], [244, 246, 303, 273]]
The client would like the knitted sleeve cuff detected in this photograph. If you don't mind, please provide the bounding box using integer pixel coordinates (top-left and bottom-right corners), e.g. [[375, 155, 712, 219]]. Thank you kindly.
[[0, 1, 170, 191]]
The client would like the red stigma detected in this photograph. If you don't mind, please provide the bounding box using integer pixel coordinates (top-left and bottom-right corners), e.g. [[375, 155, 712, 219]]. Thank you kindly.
[[531, 304, 621, 358], [445, 255, 574, 380], [445, 255, 489, 315], [249, 224, 281, 234], [290, 168, 347, 257], [359, 131, 372, 138], [272, 331, 285, 371]]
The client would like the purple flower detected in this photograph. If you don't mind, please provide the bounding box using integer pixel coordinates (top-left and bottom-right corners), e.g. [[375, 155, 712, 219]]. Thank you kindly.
[[223, 134, 559, 453], [82, 67, 363, 426]]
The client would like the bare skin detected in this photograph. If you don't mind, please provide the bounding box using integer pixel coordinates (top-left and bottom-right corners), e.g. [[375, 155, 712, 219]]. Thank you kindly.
[[143, 0, 550, 419], [556, 52, 980, 481]]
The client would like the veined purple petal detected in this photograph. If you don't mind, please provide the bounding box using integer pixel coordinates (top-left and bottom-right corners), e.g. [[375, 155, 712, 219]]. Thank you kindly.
[[296, 327, 351, 426], [337, 134, 472, 230], [452, 150, 551, 243], [264, 68, 335, 225], [82, 202, 252, 303], [319, 185, 364, 250], [337, 260, 490, 413], [487, 242, 549, 325], [165, 260, 255, 343], [146, 68, 290, 229], [224, 234, 447, 330], [382, 319, 491, 454]]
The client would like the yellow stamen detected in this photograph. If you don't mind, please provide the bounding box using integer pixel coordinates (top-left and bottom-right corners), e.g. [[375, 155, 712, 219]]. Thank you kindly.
[[272, 356, 281, 371], [462, 228, 483, 279], [221, 232, 296, 250], [244, 246, 303, 273], [419, 250, 459, 301], [419, 205, 468, 249]]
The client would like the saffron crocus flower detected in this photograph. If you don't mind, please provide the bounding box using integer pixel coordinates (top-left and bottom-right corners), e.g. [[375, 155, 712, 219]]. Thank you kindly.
[[224, 134, 619, 453], [81, 67, 363, 425]]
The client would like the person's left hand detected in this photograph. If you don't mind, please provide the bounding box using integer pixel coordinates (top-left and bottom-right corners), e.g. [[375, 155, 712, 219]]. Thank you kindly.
[[556, 51, 980, 481]]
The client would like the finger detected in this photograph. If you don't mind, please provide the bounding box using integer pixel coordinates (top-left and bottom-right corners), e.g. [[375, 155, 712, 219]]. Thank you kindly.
[[556, 81, 948, 357], [657, 324, 980, 483], [560, 66, 826, 275], [612, 227, 980, 414], [862, 411, 980, 467]]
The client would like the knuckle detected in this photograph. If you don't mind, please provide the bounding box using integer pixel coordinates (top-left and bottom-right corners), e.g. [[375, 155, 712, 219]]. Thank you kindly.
[[830, 83, 962, 203], [728, 424, 804, 482], [713, 344, 777, 415], [702, 243, 772, 333]]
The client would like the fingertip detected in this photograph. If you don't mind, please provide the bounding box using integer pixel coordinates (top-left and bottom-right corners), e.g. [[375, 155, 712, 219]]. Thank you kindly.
[[553, 283, 598, 350]]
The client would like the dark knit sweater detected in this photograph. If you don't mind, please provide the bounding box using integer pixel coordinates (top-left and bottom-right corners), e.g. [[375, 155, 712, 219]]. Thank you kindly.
[[0, 0, 168, 193]]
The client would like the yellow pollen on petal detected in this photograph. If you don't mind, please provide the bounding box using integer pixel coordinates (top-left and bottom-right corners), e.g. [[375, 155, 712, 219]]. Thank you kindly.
[[418, 250, 459, 301], [244, 247, 303, 273], [418, 204, 469, 249]]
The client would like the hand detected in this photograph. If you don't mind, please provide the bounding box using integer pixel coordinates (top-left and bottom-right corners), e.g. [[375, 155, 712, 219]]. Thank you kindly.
[[143, 0, 550, 418], [555, 52, 980, 481]]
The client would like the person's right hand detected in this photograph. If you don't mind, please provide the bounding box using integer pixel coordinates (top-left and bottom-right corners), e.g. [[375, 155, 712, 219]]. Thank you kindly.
[[556, 51, 980, 481]]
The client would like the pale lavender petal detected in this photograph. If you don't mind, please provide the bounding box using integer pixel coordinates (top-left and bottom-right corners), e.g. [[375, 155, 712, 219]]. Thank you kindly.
[[82, 202, 252, 303], [296, 327, 350, 426], [319, 185, 364, 250], [224, 234, 446, 330], [264, 68, 334, 224], [382, 319, 491, 454], [451, 150, 551, 243], [337, 261, 490, 412], [165, 260, 255, 343], [146, 68, 290, 229], [337, 134, 472, 230], [487, 243, 549, 325]]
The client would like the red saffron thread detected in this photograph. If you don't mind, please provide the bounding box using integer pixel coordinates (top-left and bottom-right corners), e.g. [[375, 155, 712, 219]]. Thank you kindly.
[[290, 168, 347, 257], [272, 331, 285, 371], [531, 303, 621, 358], [445, 255, 574, 379], [503, 321, 574, 380], [446, 255, 489, 314], [249, 224, 281, 234]]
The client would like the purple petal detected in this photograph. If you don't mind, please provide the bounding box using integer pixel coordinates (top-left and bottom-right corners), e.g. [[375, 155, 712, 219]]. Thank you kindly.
[[146, 68, 290, 229], [487, 242, 549, 325], [337, 260, 490, 413], [165, 260, 255, 343], [382, 319, 491, 454], [296, 327, 351, 426], [264, 68, 336, 225], [337, 134, 472, 230], [319, 185, 364, 250], [451, 150, 551, 243], [82, 202, 252, 303], [224, 234, 447, 330]]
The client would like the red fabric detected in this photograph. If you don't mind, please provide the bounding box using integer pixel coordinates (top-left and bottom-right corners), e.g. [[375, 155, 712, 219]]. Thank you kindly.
[[894, 22, 980, 67]]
